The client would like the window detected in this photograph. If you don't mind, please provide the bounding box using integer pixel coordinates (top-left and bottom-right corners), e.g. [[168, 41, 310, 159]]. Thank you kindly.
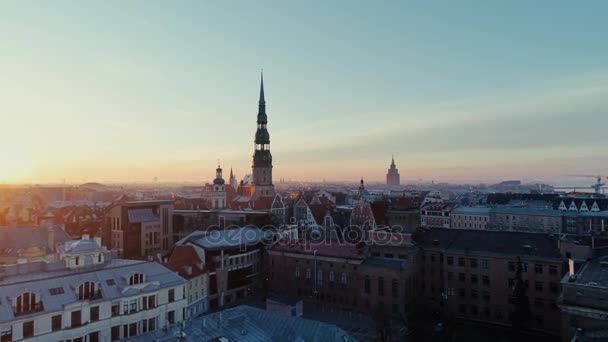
[[78, 281, 98, 300], [129, 322, 137, 338], [459, 273, 466, 282], [534, 298, 544, 308], [112, 325, 121, 341], [129, 273, 144, 285], [458, 257, 465, 267], [482, 291, 490, 301], [341, 272, 347, 288], [508, 262, 515, 272], [470, 289, 478, 299], [471, 305, 478, 315], [470, 274, 478, 284], [534, 264, 543, 274], [549, 265, 558, 275], [295, 267, 300, 279], [392, 279, 399, 298], [317, 270, 323, 286], [447, 256, 454, 266], [470, 259, 478, 268], [482, 275, 490, 286], [535, 281, 544, 292], [378, 277, 384, 296], [329, 271, 335, 284], [306, 268, 312, 284], [22, 321, 34, 339], [167, 310, 175, 325], [49, 287, 64, 296], [52, 314, 62, 331], [1, 327, 12, 342], [508, 278, 515, 288], [90, 306, 100, 322], [15, 292, 40, 316], [364, 276, 371, 294], [129, 299, 137, 313], [168, 289, 175, 302], [112, 303, 120, 316], [148, 317, 156, 331], [459, 288, 466, 297], [481, 259, 489, 269], [71, 310, 82, 328], [549, 282, 559, 293]]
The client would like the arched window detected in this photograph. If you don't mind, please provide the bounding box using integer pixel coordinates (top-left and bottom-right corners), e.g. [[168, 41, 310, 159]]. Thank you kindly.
[[15, 292, 40, 315], [129, 273, 144, 285], [78, 281, 98, 300]]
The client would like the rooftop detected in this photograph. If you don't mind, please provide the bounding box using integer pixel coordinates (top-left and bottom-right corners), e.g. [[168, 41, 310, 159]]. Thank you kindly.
[[0, 259, 185, 324], [271, 239, 367, 260], [129, 305, 355, 342], [568, 257, 608, 288], [417, 228, 562, 260], [179, 227, 273, 251]]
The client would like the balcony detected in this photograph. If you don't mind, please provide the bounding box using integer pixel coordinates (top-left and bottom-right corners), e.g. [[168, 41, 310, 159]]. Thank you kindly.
[[14, 303, 44, 317]]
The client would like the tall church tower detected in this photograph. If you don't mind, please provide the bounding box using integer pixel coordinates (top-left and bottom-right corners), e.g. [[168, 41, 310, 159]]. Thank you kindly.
[[386, 156, 400, 186], [252, 72, 275, 199], [212, 164, 226, 209]]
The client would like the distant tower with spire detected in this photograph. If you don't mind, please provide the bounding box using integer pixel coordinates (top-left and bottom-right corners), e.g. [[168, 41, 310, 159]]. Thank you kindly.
[[229, 167, 238, 191], [251, 71, 275, 199], [212, 163, 226, 209], [386, 156, 400, 186]]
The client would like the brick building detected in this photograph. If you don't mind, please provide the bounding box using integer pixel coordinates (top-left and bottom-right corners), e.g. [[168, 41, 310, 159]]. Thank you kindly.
[[416, 229, 565, 336]]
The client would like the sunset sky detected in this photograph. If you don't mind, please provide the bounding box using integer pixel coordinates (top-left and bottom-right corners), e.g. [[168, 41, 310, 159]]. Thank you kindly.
[[1, 1, 608, 185]]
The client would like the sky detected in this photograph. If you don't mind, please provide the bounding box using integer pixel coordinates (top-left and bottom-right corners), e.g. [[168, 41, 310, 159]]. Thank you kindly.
[[1, 1, 608, 185]]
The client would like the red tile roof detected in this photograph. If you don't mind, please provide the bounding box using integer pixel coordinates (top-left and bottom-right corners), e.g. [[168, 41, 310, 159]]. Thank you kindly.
[[165, 245, 206, 279]]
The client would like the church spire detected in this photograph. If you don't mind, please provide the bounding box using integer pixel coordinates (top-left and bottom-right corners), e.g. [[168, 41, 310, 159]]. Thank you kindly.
[[259, 70, 265, 104], [257, 71, 267, 124]]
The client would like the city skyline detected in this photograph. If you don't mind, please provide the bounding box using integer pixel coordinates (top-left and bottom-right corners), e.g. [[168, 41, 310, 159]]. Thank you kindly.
[[2, 1, 608, 184]]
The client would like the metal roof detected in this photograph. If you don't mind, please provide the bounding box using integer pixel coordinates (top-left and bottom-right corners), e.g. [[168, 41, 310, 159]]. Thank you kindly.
[[128, 305, 355, 342], [0, 259, 185, 324]]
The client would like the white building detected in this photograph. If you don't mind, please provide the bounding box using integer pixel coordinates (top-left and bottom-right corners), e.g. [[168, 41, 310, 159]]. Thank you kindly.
[[450, 206, 491, 229], [0, 235, 187, 342]]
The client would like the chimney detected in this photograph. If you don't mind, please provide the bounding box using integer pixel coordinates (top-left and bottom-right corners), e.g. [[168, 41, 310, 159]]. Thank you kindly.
[[93, 236, 102, 248], [569, 259, 575, 277], [82, 234, 90, 241]]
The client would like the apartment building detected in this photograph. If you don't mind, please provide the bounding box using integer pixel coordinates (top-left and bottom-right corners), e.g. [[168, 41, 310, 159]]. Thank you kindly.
[[0, 235, 186, 342]]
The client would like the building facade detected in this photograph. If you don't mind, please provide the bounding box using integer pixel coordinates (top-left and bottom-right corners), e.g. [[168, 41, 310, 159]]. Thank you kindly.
[[488, 206, 562, 234], [103, 197, 174, 259], [560, 257, 608, 342], [417, 229, 564, 336], [0, 235, 187, 342], [450, 206, 491, 230], [420, 202, 457, 229]]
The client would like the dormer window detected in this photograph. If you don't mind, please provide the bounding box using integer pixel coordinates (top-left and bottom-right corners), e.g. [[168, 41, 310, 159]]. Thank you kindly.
[[129, 273, 145, 285], [78, 281, 100, 300], [14, 292, 43, 316]]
